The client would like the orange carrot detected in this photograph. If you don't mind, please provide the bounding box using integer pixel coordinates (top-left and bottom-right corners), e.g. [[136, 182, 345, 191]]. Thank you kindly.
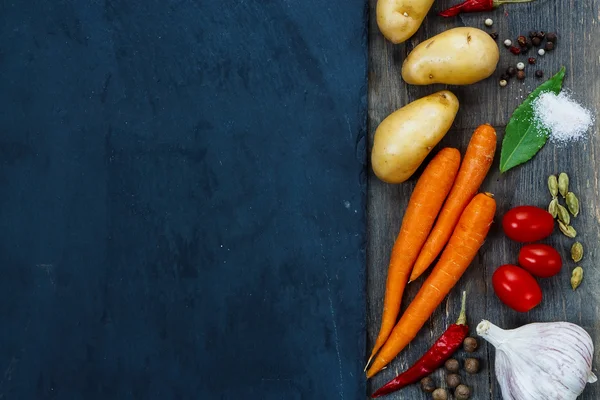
[[410, 124, 496, 282], [367, 192, 496, 378], [367, 148, 461, 368]]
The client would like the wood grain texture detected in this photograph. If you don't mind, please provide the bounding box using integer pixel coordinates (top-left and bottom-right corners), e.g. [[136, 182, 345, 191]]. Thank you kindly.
[[367, 0, 600, 398]]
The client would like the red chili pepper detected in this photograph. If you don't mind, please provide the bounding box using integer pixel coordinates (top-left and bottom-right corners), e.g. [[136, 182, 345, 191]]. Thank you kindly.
[[439, 0, 534, 17], [371, 292, 469, 398]]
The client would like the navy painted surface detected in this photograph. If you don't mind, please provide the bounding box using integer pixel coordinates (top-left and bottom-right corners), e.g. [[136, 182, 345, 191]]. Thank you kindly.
[[0, 1, 367, 399]]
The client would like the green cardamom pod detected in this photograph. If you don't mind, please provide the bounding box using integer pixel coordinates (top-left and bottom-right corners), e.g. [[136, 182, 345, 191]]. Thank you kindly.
[[558, 172, 569, 198], [557, 203, 571, 225], [558, 220, 577, 238], [571, 266, 583, 290], [548, 198, 559, 218], [547, 175, 559, 198], [566, 192, 580, 217], [571, 242, 583, 262]]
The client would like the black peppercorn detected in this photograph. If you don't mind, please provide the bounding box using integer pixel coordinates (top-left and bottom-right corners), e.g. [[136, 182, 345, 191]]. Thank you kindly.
[[517, 70, 526, 80], [517, 35, 528, 47], [531, 37, 542, 47], [464, 358, 480, 374], [528, 30, 537, 38], [528, 57, 536, 64], [500, 73, 510, 82], [432, 388, 448, 400], [535, 70, 544, 78], [420, 377, 436, 393], [545, 41, 555, 51], [455, 384, 472, 400], [520, 46, 529, 55], [489, 32, 498, 40], [446, 373, 461, 389], [445, 358, 460, 373], [546, 32, 558, 43], [506, 67, 517, 77]]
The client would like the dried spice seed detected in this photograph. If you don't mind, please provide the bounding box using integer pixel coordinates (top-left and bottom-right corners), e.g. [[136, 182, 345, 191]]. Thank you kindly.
[[558, 172, 569, 197], [537, 31, 546, 39], [445, 358, 460, 373], [517, 70, 526, 80], [548, 175, 558, 197], [509, 46, 522, 55], [420, 377, 436, 393], [566, 192, 580, 216], [571, 242, 583, 262], [432, 388, 449, 400], [463, 337, 478, 352], [455, 385, 472, 400], [504, 39, 512, 47], [538, 48, 546, 56], [529, 31, 538, 38], [489, 32, 499, 40], [571, 266, 583, 290], [507, 66, 517, 77], [500, 73, 510, 81], [528, 57, 536, 65], [485, 18, 494, 27], [548, 198, 559, 218], [499, 79, 508, 87], [532, 37, 542, 47], [558, 220, 577, 238], [545, 41, 555, 51], [557, 203, 571, 225], [535, 70, 544, 78], [464, 358, 480, 374], [546, 32, 558, 43], [446, 374, 462, 389], [517, 62, 525, 70], [517, 35, 528, 47]]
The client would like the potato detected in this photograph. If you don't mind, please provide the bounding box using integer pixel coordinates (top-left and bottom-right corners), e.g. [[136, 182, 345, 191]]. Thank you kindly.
[[402, 27, 499, 85], [371, 91, 459, 184], [377, 0, 435, 44]]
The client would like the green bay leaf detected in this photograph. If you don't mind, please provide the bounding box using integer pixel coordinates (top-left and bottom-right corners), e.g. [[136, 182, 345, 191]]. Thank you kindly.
[[499, 67, 566, 173]]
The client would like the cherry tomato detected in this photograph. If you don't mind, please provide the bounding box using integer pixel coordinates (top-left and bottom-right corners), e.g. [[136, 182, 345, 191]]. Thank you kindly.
[[518, 244, 562, 278], [502, 206, 554, 242], [492, 264, 542, 312]]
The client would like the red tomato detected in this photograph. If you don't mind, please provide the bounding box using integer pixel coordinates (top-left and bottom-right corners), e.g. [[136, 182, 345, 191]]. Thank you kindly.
[[518, 244, 562, 277], [492, 265, 542, 312], [502, 206, 554, 242]]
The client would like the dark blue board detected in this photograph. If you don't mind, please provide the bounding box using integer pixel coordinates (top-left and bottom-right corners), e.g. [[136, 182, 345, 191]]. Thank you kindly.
[[0, 1, 367, 399]]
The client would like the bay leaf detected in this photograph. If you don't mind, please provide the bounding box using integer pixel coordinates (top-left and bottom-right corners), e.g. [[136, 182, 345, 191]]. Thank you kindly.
[[499, 67, 566, 173]]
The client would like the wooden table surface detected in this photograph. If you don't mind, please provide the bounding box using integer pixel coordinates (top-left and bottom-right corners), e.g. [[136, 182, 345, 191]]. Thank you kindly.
[[366, 0, 600, 398]]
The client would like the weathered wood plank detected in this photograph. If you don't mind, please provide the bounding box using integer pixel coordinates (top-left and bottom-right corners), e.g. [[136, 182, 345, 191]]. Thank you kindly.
[[367, 0, 600, 398]]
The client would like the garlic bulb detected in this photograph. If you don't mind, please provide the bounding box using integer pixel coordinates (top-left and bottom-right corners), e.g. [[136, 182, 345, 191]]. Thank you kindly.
[[477, 320, 597, 400]]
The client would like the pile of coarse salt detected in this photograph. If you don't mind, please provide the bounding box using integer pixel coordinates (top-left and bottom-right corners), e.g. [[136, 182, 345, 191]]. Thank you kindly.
[[532, 91, 594, 144]]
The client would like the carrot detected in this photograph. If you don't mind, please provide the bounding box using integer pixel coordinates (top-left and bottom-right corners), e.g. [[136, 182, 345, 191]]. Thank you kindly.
[[367, 148, 461, 368], [409, 124, 496, 282], [367, 192, 496, 378]]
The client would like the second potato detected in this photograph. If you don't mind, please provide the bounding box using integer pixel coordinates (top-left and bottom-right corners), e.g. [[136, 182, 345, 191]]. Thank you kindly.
[[402, 27, 499, 86]]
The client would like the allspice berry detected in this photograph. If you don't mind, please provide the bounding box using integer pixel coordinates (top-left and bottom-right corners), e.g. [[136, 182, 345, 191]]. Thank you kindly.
[[463, 337, 478, 352], [445, 358, 460, 373], [545, 41, 555, 51], [532, 37, 542, 47], [420, 377, 436, 393], [446, 373, 461, 389], [464, 358, 480, 374], [432, 388, 449, 400], [517, 70, 526, 80], [455, 384, 472, 400], [535, 70, 544, 78]]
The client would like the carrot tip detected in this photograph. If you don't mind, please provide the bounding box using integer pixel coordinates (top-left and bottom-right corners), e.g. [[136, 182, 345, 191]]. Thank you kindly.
[[484, 192, 494, 198], [364, 354, 375, 371]]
